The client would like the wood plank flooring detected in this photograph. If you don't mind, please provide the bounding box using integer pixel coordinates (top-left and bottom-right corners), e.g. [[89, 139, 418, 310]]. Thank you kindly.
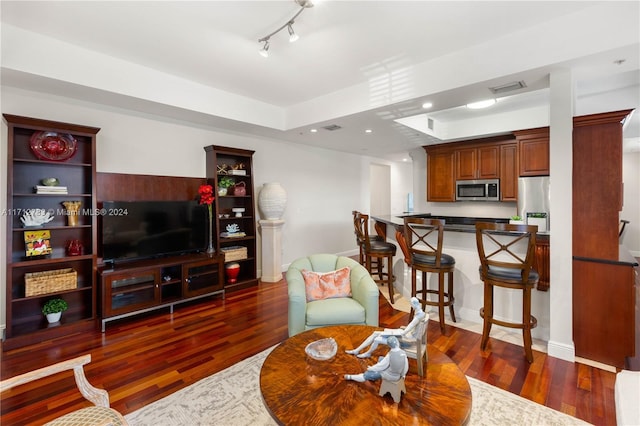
[[1, 278, 617, 425]]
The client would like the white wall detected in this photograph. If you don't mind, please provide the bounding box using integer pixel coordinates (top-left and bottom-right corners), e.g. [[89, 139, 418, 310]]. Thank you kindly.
[[622, 151, 640, 256], [0, 86, 413, 330]]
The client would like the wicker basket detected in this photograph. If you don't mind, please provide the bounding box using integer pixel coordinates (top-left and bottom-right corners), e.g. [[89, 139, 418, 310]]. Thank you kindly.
[[25, 268, 77, 297], [221, 246, 248, 262]]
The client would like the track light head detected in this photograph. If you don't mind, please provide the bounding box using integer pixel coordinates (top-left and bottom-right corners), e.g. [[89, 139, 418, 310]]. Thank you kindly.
[[287, 23, 299, 42], [259, 40, 270, 58], [257, 0, 314, 56]]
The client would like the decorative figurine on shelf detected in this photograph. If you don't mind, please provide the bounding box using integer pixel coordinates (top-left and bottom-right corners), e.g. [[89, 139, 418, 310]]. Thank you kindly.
[[62, 201, 82, 226], [345, 297, 425, 358], [226, 223, 240, 234], [198, 184, 215, 255], [20, 208, 54, 227]]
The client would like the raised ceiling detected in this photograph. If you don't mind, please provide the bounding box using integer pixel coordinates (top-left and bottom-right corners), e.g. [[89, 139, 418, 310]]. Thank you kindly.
[[2, 1, 639, 159]]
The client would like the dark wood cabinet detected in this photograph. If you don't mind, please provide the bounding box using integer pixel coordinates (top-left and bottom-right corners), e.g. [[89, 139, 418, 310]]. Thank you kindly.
[[425, 135, 514, 202], [99, 254, 224, 331], [3, 114, 100, 350], [572, 109, 636, 368], [572, 110, 630, 260], [455, 145, 499, 180], [204, 145, 258, 290], [425, 147, 455, 202], [514, 127, 549, 177], [573, 256, 637, 369]]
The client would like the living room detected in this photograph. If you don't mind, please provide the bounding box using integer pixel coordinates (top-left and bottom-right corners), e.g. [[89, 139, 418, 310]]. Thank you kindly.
[[1, 1, 639, 425]]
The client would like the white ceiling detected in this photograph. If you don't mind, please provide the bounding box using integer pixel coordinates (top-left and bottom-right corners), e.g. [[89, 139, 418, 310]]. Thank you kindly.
[[1, 1, 639, 160]]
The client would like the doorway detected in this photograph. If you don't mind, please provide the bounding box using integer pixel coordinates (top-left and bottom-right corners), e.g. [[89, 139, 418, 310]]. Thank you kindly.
[[370, 163, 391, 217]]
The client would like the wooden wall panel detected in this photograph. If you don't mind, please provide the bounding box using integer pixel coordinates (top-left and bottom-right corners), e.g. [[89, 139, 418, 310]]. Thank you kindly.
[[97, 172, 206, 202]]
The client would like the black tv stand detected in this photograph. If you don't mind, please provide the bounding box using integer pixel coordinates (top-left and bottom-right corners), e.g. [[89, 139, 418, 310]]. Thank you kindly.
[[98, 253, 224, 331]]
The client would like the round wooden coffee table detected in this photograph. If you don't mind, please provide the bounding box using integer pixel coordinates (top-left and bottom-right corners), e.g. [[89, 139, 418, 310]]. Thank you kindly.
[[260, 325, 472, 425]]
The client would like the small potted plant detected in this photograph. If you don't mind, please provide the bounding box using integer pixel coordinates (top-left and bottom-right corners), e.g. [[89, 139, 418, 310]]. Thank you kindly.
[[42, 298, 68, 323], [217, 176, 235, 196], [509, 215, 525, 225]]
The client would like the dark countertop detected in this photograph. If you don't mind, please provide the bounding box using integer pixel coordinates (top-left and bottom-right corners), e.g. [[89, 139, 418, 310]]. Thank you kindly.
[[573, 246, 640, 267], [372, 213, 550, 236], [372, 213, 508, 233]]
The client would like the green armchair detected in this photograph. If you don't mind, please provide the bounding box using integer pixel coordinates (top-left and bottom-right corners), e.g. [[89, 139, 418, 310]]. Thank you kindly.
[[286, 254, 379, 336]]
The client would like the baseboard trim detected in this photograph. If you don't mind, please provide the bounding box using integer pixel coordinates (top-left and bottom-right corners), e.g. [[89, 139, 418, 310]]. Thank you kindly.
[[547, 340, 575, 363]]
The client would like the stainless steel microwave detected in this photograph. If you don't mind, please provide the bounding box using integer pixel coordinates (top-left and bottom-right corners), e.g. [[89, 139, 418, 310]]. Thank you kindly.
[[456, 179, 500, 201]]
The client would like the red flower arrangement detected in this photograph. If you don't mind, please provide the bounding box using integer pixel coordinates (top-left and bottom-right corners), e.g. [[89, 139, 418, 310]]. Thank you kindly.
[[198, 184, 215, 254], [198, 184, 215, 206]]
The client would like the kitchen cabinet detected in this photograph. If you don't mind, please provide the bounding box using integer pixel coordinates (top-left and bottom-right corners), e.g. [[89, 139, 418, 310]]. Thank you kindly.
[[500, 143, 518, 201], [425, 146, 455, 202], [514, 127, 549, 176], [455, 145, 499, 180], [572, 109, 636, 368], [424, 135, 515, 202], [573, 254, 637, 369], [3, 114, 99, 351]]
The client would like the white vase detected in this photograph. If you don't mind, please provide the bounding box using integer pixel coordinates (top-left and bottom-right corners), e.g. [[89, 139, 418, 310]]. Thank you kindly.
[[46, 312, 61, 323], [258, 183, 287, 220]]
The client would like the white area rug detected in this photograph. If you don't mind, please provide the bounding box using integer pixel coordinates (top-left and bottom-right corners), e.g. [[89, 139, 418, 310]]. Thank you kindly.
[[124, 346, 590, 426]]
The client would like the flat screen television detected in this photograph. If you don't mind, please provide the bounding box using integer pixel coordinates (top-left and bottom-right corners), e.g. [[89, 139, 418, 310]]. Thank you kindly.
[[101, 200, 208, 264]]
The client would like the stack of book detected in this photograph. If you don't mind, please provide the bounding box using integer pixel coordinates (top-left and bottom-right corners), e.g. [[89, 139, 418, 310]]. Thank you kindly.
[[34, 185, 68, 194]]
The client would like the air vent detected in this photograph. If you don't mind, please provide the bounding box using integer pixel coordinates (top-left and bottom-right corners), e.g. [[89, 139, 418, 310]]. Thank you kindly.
[[322, 124, 342, 131], [489, 81, 527, 95], [427, 118, 434, 131]]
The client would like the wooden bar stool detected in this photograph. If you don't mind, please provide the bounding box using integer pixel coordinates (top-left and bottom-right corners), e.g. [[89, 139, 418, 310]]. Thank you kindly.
[[475, 222, 539, 363], [403, 217, 456, 334], [354, 212, 397, 303], [352, 210, 383, 265]]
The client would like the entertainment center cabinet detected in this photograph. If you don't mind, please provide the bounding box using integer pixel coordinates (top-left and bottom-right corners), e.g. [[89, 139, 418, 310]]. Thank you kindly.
[[98, 253, 224, 332]]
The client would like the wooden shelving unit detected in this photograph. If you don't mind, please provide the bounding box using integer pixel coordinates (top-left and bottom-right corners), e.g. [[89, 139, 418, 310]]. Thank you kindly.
[[3, 114, 100, 350], [204, 145, 258, 291]]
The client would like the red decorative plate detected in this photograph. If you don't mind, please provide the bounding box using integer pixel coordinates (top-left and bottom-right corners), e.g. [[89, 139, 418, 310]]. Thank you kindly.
[[29, 132, 78, 161]]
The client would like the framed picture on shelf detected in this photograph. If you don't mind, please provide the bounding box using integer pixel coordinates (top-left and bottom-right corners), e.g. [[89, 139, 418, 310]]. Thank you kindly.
[[24, 229, 52, 257]]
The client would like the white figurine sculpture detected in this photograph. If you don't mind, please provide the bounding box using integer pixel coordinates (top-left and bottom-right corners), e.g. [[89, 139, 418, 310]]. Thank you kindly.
[[345, 297, 426, 358], [344, 336, 408, 383], [20, 209, 55, 227]]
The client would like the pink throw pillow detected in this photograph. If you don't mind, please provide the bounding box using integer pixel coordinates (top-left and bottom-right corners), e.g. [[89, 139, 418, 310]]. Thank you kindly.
[[302, 267, 352, 302]]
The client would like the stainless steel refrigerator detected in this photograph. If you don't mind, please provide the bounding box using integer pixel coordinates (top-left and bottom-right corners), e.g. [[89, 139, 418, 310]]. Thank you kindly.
[[517, 176, 550, 232]]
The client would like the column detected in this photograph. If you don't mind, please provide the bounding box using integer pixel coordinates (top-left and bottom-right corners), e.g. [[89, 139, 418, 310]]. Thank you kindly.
[[259, 219, 285, 282]]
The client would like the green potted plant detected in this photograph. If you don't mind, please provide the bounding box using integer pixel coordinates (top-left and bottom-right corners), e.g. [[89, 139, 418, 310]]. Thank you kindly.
[[509, 215, 524, 225], [42, 298, 68, 323], [217, 176, 235, 196]]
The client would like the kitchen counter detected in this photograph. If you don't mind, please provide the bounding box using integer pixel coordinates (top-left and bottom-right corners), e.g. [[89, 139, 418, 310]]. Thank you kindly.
[[372, 213, 549, 236], [367, 212, 552, 345], [372, 213, 509, 233]]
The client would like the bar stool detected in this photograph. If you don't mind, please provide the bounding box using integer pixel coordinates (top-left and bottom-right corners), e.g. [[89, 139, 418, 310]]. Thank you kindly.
[[403, 217, 456, 334], [352, 210, 383, 265], [475, 222, 538, 363], [354, 212, 397, 303]]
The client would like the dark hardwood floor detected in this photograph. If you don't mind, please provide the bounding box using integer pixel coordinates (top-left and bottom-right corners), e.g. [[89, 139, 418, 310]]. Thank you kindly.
[[1, 278, 617, 425]]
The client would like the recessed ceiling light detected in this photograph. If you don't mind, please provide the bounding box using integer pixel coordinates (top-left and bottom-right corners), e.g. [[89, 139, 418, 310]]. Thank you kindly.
[[422, 102, 433, 109], [466, 99, 496, 109], [310, 128, 317, 133], [365, 129, 373, 133]]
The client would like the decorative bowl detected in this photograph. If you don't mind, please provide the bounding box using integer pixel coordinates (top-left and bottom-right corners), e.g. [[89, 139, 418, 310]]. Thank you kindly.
[[305, 337, 337, 361], [41, 177, 60, 186]]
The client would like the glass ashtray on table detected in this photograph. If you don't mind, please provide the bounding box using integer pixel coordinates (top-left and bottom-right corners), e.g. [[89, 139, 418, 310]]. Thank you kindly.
[[305, 337, 337, 361]]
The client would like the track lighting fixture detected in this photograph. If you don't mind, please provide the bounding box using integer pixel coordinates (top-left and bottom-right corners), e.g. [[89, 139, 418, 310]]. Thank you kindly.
[[258, 0, 313, 56], [259, 40, 270, 58]]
